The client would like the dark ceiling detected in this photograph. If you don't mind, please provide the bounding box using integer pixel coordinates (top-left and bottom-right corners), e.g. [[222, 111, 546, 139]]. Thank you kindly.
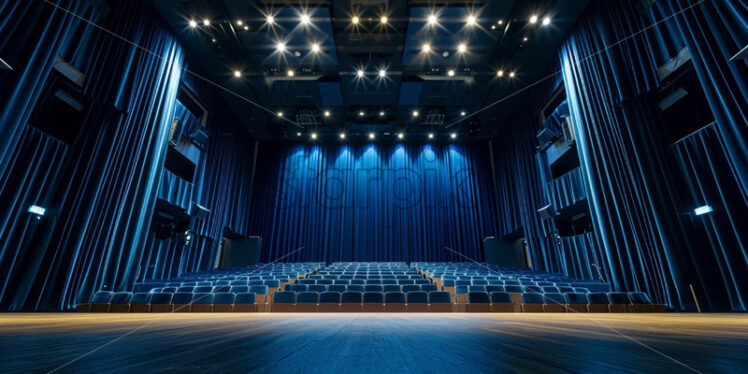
[[150, 0, 589, 141]]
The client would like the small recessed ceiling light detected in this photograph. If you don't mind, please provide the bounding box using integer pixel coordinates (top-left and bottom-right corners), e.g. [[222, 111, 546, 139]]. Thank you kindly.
[[467, 15, 476, 26], [359, 111, 365, 116], [211, 38, 217, 43], [428, 133, 434, 139], [277, 111, 284, 117], [297, 132, 302, 136], [312, 43, 320, 52], [379, 111, 385, 116], [530, 15, 538, 24], [381, 16, 388, 24], [379, 69, 386, 77], [461, 111, 466, 116], [203, 19, 210, 26], [523, 36, 529, 42], [448, 69, 455, 77], [276, 42, 286, 52], [397, 132, 404, 139], [509, 71, 516, 77], [498, 19, 504, 25], [352, 16, 359, 24], [189, 20, 197, 28], [357, 70, 365, 77], [339, 133, 346, 139], [310, 132, 318, 139], [237, 20, 243, 26], [458, 44, 467, 53], [287, 70, 294, 77], [233, 70, 241, 77], [369, 132, 376, 139], [267, 15, 274, 24], [497, 70, 504, 77], [542, 17, 551, 26], [301, 14, 310, 24], [491, 25, 496, 30], [442, 51, 450, 57], [412, 110, 419, 117], [428, 15, 437, 25], [324, 110, 331, 117], [451, 132, 457, 139], [422, 43, 431, 53], [243, 25, 249, 30], [293, 50, 302, 57]]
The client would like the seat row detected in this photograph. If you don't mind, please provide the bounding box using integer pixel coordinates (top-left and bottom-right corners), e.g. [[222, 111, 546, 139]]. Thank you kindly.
[[271, 290, 452, 312], [297, 278, 431, 285], [286, 284, 438, 293], [76, 292, 263, 313], [307, 275, 424, 280], [459, 291, 665, 313]]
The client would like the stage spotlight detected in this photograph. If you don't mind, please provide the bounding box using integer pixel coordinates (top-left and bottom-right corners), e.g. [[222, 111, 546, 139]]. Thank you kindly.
[[412, 110, 419, 117], [509, 71, 516, 77], [422, 43, 431, 53], [497, 70, 504, 77], [312, 43, 320, 53], [203, 19, 210, 26], [324, 110, 331, 117], [523, 36, 529, 42], [379, 111, 385, 117], [310, 132, 318, 140], [301, 14, 311, 25], [276, 42, 286, 52], [277, 111, 283, 117], [450, 132, 457, 139], [243, 25, 249, 30], [379, 69, 386, 78], [448, 69, 455, 77], [359, 111, 365, 117], [352, 16, 359, 25], [297, 132, 302, 136], [369, 132, 376, 139], [458, 44, 467, 53], [357, 69, 365, 77], [461, 111, 466, 116], [428, 15, 437, 25], [542, 17, 551, 26], [498, 19, 504, 25], [233, 70, 241, 78], [530, 15, 538, 24], [491, 25, 496, 30], [339, 133, 346, 139], [397, 132, 404, 139], [236, 20, 243, 26], [381, 16, 388, 24], [287, 70, 295, 77], [467, 15, 476, 26], [428, 133, 434, 139], [188, 20, 197, 28], [266, 15, 275, 25]]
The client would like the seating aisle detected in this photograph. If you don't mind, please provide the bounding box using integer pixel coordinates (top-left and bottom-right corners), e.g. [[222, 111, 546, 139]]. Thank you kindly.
[[76, 262, 663, 313]]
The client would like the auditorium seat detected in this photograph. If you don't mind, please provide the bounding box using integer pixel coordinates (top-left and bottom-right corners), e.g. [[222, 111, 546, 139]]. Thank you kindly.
[[347, 285, 364, 292], [384, 292, 407, 312], [455, 285, 469, 304], [383, 285, 401, 293], [129, 292, 152, 312], [296, 292, 319, 312], [362, 292, 384, 312], [191, 293, 215, 312], [341, 292, 363, 312], [428, 291, 453, 312], [489, 292, 514, 312], [150, 293, 174, 312], [524, 285, 542, 294], [299, 279, 316, 285], [587, 293, 610, 313], [543, 292, 566, 312], [465, 292, 491, 312], [318, 292, 341, 312], [83, 291, 113, 313], [486, 285, 505, 293], [177, 286, 195, 293], [350, 279, 365, 285], [109, 292, 132, 313], [249, 285, 269, 304], [287, 284, 306, 292], [406, 291, 429, 312], [521, 293, 544, 313], [272, 291, 296, 312], [212, 285, 230, 293], [420, 284, 438, 292], [229, 286, 248, 294], [234, 292, 258, 312], [564, 292, 589, 313], [161, 287, 177, 293], [171, 292, 194, 312], [608, 292, 631, 313], [557, 286, 575, 294], [328, 284, 347, 293], [542, 286, 560, 294], [307, 284, 327, 293], [402, 284, 420, 293], [468, 285, 487, 293], [364, 285, 383, 293], [504, 285, 524, 293], [194, 286, 213, 293]]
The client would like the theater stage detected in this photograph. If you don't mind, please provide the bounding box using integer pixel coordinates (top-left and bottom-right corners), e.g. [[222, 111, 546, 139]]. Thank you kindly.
[[1, 313, 745, 373]]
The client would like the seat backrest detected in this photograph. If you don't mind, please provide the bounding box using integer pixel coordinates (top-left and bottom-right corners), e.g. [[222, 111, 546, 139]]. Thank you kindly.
[[350, 279, 365, 285], [273, 291, 296, 304], [573, 287, 590, 294], [212, 285, 230, 293], [161, 287, 177, 293], [587, 292, 610, 304], [110, 292, 132, 304], [248, 285, 268, 295], [524, 285, 541, 293], [385, 292, 405, 303], [383, 285, 401, 292], [565, 292, 588, 305], [299, 279, 316, 285], [191, 286, 211, 293], [91, 291, 113, 303], [608, 292, 632, 304], [171, 292, 194, 304], [468, 285, 486, 293], [319, 292, 341, 303], [505, 285, 524, 293], [521, 293, 544, 304], [150, 293, 173, 304], [333, 279, 350, 285], [542, 286, 560, 294], [130, 292, 152, 304], [229, 286, 249, 294], [406, 291, 428, 304], [234, 292, 256, 304], [328, 284, 347, 293], [490, 291, 512, 304], [628, 292, 651, 304], [297, 292, 319, 303], [455, 279, 472, 286], [442, 279, 456, 287], [468, 291, 490, 304], [362, 292, 383, 303], [264, 279, 281, 288], [420, 284, 437, 292], [176, 286, 195, 293], [347, 285, 364, 292], [307, 284, 327, 293], [317, 279, 334, 285], [486, 285, 505, 293], [341, 291, 363, 303], [429, 291, 451, 303], [289, 284, 307, 292], [544, 292, 565, 304], [471, 279, 488, 286], [557, 286, 575, 294], [364, 285, 383, 292]]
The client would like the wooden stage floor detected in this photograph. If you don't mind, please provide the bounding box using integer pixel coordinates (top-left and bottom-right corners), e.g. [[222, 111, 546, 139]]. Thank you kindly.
[[1, 313, 746, 373]]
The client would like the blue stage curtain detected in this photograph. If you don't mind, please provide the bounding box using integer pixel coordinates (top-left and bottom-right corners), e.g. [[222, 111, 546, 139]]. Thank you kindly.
[[0, 0, 184, 311], [249, 142, 499, 263]]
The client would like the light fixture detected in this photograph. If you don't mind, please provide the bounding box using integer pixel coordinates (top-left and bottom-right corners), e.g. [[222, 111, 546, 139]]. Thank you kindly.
[[381, 16, 388, 24], [422, 43, 431, 53], [491, 25, 496, 30], [397, 132, 404, 139], [530, 15, 538, 24], [237, 20, 243, 26], [312, 43, 320, 53], [428, 15, 437, 25], [379, 69, 386, 77], [542, 17, 551, 26], [359, 111, 365, 116], [450, 132, 457, 139], [203, 19, 210, 26], [276, 42, 286, 52], [324, 110, 331, 117], [352, 16, 359, 25], [310, 132, 318, 140], [461, 111, 466, 116], [339, 133, 346, 139], [357, 69, 365, 77], [467, 15, 476, 26], [379, 111, 385, 117], [287, 70, 295, 77], [442, 51, 450, 57], [458, 43, 467, 53], [523, 36, 529, 42], [447, 69, 455, 77], [293, 50, 302, 57], [694, 205, 714, 216], [412, 110, 419, 117], [277, 111, 284, 117], [188, 20, 197, 28], [297, 132, 302, 136], [497, 70, 504, 77], [28, 205, 46, 216], [428, 133, 434, 139], [211, 38, 217, 43], [233, 70, 241, 77], [369, 132, 376, 139], [509, 71, 515, 77], [301, 14, 310, 25], [243, 25, 249, 30], [498, 19, 504, 25], [266, 15, 275, 25]]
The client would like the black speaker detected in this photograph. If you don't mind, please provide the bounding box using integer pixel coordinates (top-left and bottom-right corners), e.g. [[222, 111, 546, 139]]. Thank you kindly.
[[219, 236, 262, 268], [484, 237, 528, 268]]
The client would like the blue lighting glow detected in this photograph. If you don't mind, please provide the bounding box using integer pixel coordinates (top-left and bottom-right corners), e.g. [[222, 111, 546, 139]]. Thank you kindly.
[[694, 205, 713, 216], [28, 205, 46, 216]]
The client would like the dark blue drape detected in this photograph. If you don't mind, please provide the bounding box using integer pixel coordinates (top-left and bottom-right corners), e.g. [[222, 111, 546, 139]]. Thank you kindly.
[[249, 142, 499, 263], [0, 0, 255, 311]]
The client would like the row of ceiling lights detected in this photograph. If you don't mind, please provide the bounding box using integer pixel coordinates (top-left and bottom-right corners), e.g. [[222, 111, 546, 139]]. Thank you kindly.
[[301, 132, 458, 140], [276, 109, 467, 119]]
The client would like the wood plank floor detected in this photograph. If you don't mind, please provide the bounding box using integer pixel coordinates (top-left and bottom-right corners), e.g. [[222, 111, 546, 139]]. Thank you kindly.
[[0, 313, 746, 373]]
